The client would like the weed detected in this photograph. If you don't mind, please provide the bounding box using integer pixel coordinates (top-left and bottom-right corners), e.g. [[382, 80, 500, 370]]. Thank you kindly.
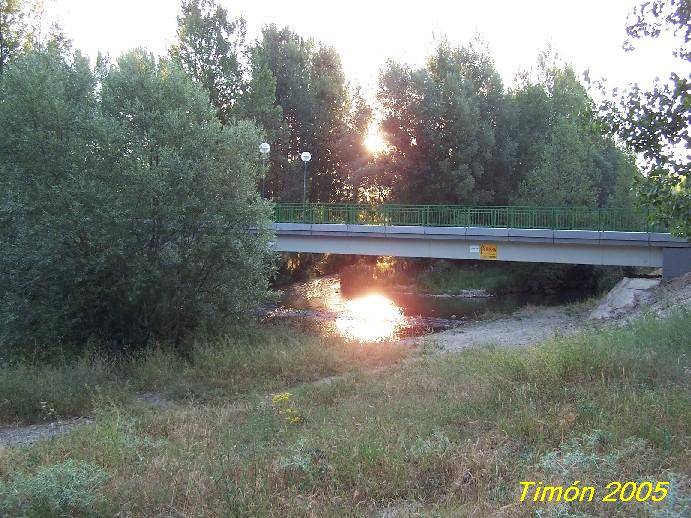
[[0, 460, 110, 516]]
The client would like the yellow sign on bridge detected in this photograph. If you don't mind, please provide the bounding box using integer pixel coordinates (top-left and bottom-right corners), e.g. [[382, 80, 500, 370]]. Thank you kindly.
[[480, 243, 497, 260]]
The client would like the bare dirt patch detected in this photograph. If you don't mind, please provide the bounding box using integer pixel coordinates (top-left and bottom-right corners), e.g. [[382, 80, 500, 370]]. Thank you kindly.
[[0, 417, 95, 446]]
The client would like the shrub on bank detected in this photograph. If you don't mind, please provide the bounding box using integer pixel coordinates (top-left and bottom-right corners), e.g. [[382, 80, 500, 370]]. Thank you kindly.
[[0, 49, 273, 353]]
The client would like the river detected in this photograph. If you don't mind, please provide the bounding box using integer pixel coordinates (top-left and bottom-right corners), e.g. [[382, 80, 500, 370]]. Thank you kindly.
[[265, 275, 595, 342]]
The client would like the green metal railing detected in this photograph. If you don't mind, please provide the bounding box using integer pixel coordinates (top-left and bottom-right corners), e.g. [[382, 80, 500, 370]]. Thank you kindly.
[[273, 204, 662, 232]]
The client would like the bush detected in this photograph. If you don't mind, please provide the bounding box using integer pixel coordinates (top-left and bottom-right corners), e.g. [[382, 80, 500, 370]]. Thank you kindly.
[[0, 460, 110, 516], [0, 49, 273, 351]]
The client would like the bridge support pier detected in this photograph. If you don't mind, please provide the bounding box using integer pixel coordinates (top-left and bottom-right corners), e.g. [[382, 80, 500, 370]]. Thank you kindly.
[[663, 248, 691, 281]]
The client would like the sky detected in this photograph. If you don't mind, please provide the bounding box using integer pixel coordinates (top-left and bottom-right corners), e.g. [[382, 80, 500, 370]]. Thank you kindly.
[[46, 0, 687, 100]]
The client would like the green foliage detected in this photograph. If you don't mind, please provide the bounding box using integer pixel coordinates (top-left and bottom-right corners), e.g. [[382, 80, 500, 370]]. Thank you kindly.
[[512, 57, 635, 208], [517, 116, 598, 206], [173, 15, 372, 203], [235, 45, 286, 151], [251, 25, 370, 202], [375, 42, 638, 209], [170, 0, 246, 123], [414, 260, 619, 295], [415, 261, 513, 294], [0, 354, 129, 424], [0, 460, 110, 516], [0, 48, 273, 349], [378, 39, 505, 204], [0, 325, 410, 424], [605, 0, 690, 236], [130, 324, 410, 401], [0, 0, 27, 76]]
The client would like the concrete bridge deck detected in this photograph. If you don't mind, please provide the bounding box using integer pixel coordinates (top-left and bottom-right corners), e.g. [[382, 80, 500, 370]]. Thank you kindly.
[[270, 204, 691, 280]]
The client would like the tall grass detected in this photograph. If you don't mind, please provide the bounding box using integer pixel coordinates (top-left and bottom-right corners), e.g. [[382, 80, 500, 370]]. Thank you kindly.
[[1, 311, 688, 516], [0, 355, 129, 424], [0, 325, 411, 424], [129, 326, 411, 402]]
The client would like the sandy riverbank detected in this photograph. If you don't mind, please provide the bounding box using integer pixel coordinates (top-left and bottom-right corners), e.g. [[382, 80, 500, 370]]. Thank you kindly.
[[422, 273, 690, 352]]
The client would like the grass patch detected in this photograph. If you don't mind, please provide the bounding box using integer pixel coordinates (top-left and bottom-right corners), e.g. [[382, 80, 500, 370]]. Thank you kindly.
[[0, 325, 411, 425], [415, 262, 513, 294], [0, 311, 688, 516], [0, 355, 130, 424], [130, 326, 410, 402]]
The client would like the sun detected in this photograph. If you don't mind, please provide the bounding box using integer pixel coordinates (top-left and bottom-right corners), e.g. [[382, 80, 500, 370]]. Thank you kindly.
[[364, 124, 388, 154], [335, 294, 404, 342]]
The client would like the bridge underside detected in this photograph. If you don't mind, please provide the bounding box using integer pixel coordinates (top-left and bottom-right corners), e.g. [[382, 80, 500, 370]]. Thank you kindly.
[[275, 234, 663, 267], [272, 224, 691, 279]]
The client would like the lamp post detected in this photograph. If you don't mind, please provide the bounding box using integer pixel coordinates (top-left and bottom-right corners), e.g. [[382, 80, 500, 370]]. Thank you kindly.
[[259, 142, 270, 197], [300, 151, 311, 204]]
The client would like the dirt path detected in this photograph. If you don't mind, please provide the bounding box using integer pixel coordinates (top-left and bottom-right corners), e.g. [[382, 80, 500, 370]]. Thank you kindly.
[[0, 417, 95, 446]]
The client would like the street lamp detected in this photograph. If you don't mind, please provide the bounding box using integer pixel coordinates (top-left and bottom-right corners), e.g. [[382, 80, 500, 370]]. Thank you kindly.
[[259, 142, 270, 197], [300, 151, 311, 204]]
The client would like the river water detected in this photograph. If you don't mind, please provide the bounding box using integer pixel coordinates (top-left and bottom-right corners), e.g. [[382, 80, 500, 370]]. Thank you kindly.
[[265, 276, 594, 342]]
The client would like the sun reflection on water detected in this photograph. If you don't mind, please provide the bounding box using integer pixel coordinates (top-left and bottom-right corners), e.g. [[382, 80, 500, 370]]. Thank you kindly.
[[335, 293, 404, 342]]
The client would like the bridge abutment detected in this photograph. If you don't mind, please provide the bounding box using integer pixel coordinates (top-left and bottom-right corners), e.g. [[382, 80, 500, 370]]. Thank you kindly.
[[663, 247, 691, 281]]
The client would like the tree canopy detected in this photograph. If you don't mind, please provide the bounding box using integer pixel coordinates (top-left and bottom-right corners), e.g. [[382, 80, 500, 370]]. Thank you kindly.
[[0, 48, 273, 349], [605, 0, 690, 236], [371, 41, 636, 209]]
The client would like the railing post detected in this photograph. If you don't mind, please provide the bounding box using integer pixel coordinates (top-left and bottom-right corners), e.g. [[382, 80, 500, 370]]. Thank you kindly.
[[598, 208, 602, 232]]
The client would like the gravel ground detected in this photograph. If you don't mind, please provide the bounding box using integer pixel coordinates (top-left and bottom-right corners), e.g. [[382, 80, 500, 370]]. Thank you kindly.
[[423, 306, 584, 351]]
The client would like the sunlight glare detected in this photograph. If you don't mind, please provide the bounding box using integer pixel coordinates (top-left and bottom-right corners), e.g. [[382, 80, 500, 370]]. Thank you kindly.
[[335, 294, 404, 342], [364, 124, 388, 154]]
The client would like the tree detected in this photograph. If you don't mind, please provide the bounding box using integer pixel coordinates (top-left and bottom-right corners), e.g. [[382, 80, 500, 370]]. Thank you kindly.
[[512, 56, 637, 209], [0, 48, 273, 350], [252, 25, 369, 202], [606, 0, 690, 236], [0, 0, 27, 76], [516, 116, 599, 206], [377, 39, 504, 204], [170, 0, 246, 124], [310, 45, 357, 200]]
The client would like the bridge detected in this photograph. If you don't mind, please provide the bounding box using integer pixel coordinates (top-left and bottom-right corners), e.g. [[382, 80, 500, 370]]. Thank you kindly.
[[271, 204, 691, 280]]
